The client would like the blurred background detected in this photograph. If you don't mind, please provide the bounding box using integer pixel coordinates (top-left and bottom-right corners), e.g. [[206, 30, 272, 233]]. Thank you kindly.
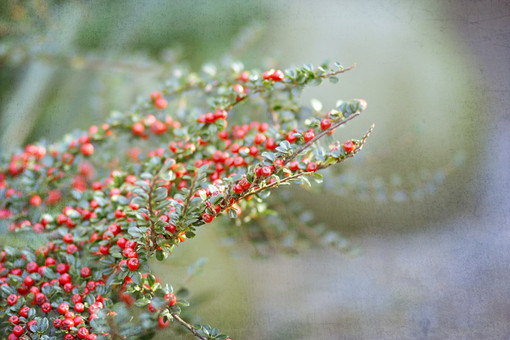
[[1, 0, 509, 339]]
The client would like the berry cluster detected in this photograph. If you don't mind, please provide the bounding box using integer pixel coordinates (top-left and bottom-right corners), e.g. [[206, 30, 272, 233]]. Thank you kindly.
[[0, 61, 371, 339]]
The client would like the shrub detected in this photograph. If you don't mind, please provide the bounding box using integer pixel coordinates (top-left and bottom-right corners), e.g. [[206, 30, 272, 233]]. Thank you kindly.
[[0, 59, 372, 339]]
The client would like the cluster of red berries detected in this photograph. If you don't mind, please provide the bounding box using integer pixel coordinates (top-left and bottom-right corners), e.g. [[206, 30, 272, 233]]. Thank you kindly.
[[238, 69, 285, 83], [0, 58, 366, 338], [262, 69, 285, 82], [197, 109, 228, 124], [1, 245, 104, 339], [150, 91, 168, 110]]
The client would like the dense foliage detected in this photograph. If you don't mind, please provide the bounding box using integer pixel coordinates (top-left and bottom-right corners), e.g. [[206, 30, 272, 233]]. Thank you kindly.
[[0, 59, 371, 339]]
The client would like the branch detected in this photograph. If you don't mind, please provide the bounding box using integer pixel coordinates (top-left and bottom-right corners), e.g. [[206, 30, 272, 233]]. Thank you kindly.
[[146, 174, 162, 252], [221, 64, 357, 112], [170, 311, 208, 340], [238, 124, 374, 201], [284, 112, 361, 165], [180, 170, 199, 220]]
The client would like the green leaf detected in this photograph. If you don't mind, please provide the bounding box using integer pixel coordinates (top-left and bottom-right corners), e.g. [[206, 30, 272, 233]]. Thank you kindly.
[[156, 250, 164, 261], [261, 152, 275, 162], [300, 176, 312, 187], [38, 317, 49, 333], [134, 298, 150, 307], [227, 209, 238, 219], [313, 173, 323, 183]]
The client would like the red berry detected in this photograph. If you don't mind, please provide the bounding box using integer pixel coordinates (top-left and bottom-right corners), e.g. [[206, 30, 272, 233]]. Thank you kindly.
[[34, 292, 46, 305], [63, 283, 74, 293], [81, 267, 91, 277], [164, 292, 177, 306], [303, 130, 315, 142], [80, 143, 94, 156], [271, 69, 285, 81], [11, 268, 22, 276], [88, 303, 101, 314], [77, 327, 89, 339], [165, 224, 176, 233], [63, 233, 73, 243], [74, 315, 84, 326], [202, 213, 214, 223], [56, 263, 68, 274], [74, 302, 85, 313], [66, 244, 78, 254], [343, 140, 355, 153], [154, 97, 168, 109], [29, 195, 42, 207], [218, 130, 229, 140], [19, 306, 30, 317], [150, 121, 167, 134], [9, 315, 19, 324], [286, 132, 297, 143], [249, 145, 259, 156], [7, 294, 18, 305], [262, 69, 275, 80], [233, 84, 245, 94], [41, 302, 52, 313], [26, 261, 38, 273], [150, 91, 161, 100], [254, 133, 266, 145], [261, 166, 272, 177], [214, 109, 228, 119], [289, 161, 299, 171], [265, 138, 277, 150], [58, 302, 70, 314], [158, 316, 170, 328], [24, 275, 34, 287], [53, 318, 62, 328], [233, 156, 244, 167], [238, 71, 250, 82], [205, 112, 215, 123], [127, 258, 139, 271], [72, 294, 83, 304], [16, 285, 28, 295], [12, 325, 23, 337], [61, 318, 74, 331], [132, 122, 145, 136], [320, 118, 332, 130], [87, 281, 97, 291], [125, 240, 137, 249], [178, 231, 187, 242], [148, 303, 157, 313], [99, 244, 110, 255], [307, 162, 318, 172]]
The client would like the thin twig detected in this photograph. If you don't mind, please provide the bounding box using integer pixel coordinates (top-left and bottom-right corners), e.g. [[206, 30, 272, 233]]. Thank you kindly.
[[284, 112, 361, 165], [170, 311, 208, 340], [180, 170, 198, 220], [145, 173, 163, 252], [238, 124, 374, 202], [222, 64, 357, 112]]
